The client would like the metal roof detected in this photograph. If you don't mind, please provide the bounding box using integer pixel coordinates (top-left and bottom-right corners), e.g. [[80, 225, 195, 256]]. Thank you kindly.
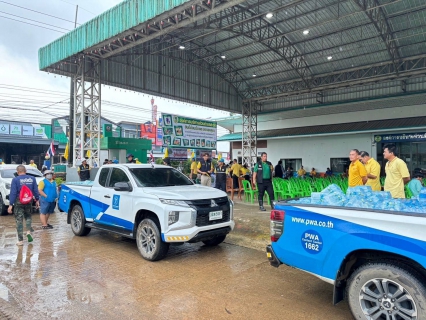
[[218, 115, 426, 141], [39, 0, 426, 113]]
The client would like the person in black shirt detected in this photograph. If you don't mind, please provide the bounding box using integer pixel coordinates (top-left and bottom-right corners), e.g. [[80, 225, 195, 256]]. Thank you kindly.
[[78, 159, 91, 181], [214, 159, 227, 191], [127, 153, 136, 163], [274, 160, 284, 179]]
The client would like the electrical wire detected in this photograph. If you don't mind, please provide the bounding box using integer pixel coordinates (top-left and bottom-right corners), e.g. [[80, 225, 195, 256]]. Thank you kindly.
[[0, 10, 72, 31], [0, 15, 66, 33], [55, 0, 97, 16], [0, 1, 81, 25]]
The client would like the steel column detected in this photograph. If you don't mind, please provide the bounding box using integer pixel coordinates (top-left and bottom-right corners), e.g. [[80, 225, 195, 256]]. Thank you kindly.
[[242, 100, 258, 170], [73, 56, 101, 167]]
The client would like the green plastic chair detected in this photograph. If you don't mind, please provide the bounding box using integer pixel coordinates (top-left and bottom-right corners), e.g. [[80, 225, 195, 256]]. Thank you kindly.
[[405, 185, 413, 199], [242, 180, 258, 203]]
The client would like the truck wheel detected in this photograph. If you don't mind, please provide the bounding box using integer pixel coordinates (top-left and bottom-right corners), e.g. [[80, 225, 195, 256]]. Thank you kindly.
[[136, 218, 169, 261], [70, 205, 91, 236], [0, 195, 7, 216], [202, 235, 226, 246], [346, 262, 426, 320]]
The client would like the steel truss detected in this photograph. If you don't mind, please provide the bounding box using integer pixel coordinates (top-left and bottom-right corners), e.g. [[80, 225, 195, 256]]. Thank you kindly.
[[73, 56, 101, 167], [354, 0, 401, 67], [245, 54, 426, 102], [242, 101, 259, 170]]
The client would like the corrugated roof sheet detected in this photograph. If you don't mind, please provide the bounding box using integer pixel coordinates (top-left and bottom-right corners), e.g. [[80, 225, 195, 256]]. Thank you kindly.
[[38, 0, 192, 70], [218, 116, 426, 141]]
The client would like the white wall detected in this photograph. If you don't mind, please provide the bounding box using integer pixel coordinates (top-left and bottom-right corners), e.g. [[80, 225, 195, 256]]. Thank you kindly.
[[233, 133, 373, 172], [234, 105, 426, 132]]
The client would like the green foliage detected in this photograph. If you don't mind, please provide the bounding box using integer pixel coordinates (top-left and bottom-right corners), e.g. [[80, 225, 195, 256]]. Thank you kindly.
[[55, 177, 65, 185]]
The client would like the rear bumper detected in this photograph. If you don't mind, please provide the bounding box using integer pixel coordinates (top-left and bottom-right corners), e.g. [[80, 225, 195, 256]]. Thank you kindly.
[[266, 245, 282, 268]]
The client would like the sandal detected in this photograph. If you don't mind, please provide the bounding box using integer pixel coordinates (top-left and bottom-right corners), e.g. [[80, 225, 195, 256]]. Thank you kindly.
[[41, 225, 50, 229], [47, 224, 53, 228]]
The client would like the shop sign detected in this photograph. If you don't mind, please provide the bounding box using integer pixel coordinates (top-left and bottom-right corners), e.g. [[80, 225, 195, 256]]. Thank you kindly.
[[34, 127, 45, 137], [161, 113, 217, 149], [374, 132, 426, 143], [22, 125, 34, 136], [0, 124, 9, 134], [10, 125, 22, 135]]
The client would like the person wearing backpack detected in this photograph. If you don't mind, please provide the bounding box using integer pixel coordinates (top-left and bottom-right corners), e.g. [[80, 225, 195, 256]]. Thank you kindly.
[[38, 170, 57, 229], [8, 165, 40, 246]]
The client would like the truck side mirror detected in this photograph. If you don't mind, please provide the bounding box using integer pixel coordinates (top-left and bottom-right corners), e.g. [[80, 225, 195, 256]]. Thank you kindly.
[[113, 182, 132, 192]]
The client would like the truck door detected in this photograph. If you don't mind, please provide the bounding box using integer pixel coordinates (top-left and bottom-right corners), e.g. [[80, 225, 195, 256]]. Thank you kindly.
[[89, 167, 111, 219], [94, 167, 134, 231]]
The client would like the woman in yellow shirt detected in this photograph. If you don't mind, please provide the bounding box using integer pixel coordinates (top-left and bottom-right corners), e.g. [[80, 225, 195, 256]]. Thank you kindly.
[[310, 168, 317, 177]]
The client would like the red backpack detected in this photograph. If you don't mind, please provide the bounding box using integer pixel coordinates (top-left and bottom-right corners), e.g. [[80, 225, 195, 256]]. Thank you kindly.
[[19, 185, 33, 204]]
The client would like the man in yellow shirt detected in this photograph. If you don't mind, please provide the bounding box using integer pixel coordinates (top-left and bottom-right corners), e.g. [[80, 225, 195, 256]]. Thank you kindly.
[[348, 149, 367, 187], [360, 151, 381, 191], [297, 166, 306, 178], [230, 159, 242, 200], [383, 144, 410, 198], [29, 160, 38, 169], [190, 158, 198, 182]]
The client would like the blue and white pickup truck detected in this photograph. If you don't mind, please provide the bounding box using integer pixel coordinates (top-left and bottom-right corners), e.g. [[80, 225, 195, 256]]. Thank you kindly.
[[266, 203, 426, 320], [58, 164, 234, 261]]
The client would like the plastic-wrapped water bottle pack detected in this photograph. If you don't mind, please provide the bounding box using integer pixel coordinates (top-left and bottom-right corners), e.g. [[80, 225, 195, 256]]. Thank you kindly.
[[289, 184, 426, 214]]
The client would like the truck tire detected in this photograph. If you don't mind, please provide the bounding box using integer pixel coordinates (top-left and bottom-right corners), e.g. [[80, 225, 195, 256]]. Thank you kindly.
[[0, 195, 7, 216], [136, 218, 169, 261], [202, 235, 226, 246], [70, 205, 91, 236], [346, 262, 426, 320]]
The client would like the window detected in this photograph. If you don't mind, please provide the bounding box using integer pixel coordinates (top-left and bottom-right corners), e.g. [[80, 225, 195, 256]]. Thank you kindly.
[[129, 168, 193, 187], [108, 168, 130, 188], [98, 168, 110, 187], [283, 159, 302, 171], [0, 168, 42, 178], [330, 158, 351, 173]]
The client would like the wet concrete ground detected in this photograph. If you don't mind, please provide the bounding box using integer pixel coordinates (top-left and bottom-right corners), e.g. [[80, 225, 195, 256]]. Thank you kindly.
[[0, 201, 352, 319]]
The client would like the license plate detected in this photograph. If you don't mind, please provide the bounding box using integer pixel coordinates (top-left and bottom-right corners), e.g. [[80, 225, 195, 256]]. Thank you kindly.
[[209, 210, 223, 221]]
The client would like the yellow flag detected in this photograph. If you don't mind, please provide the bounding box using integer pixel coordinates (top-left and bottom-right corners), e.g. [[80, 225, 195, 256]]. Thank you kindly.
[[190, 151, 195, 159], [163, 147, 169, 158], [218, 153, 222, 161], [64, 141, 69, 160], [86, 150, 91, 158]]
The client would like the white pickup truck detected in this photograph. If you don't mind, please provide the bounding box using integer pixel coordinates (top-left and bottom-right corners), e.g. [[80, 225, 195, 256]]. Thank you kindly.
[[58, 164, 234, 261], [0, 164, 44, 215]]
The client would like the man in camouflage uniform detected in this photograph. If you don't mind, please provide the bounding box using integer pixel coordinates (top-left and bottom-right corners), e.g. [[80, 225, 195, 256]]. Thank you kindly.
[[8, 165, 40, 246]]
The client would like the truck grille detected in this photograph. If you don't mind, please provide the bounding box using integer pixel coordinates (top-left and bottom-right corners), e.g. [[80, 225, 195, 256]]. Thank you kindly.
[[185, 197, 231, 227]]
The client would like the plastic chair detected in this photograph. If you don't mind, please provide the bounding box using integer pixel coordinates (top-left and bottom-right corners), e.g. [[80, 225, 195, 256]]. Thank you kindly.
[[405, 185, 413, 199], [242, 180, 258, 203]]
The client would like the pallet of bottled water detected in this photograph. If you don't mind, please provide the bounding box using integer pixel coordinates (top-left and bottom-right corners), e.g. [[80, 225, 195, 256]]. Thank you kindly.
[[289, 184, 426, 214]]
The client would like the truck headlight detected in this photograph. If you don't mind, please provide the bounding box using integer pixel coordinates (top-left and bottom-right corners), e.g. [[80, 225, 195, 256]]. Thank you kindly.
[[5, 183, 11, 190], [160, 199, 189, 207], [168, 211, 180, 225]]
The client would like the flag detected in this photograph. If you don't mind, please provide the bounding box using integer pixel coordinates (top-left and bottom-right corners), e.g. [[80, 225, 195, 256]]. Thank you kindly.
[[218, 153, 222, 161], [64, 141, 69, 160], [190, 150, 195, 160], [46, 141, 55, 158], [163, 147, 169, 158], [86, 150, 91, 158], [149, 150, 154, 163]]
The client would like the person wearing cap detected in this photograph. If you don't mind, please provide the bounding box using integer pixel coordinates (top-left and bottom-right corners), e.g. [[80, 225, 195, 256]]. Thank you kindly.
[[38, 170, 57, 229], [197, 153, 213, 186], [214, 158, 227, 192], [408, 173, 424, 197], [77, 159, 91, 181], [127, 153, 136, 163]]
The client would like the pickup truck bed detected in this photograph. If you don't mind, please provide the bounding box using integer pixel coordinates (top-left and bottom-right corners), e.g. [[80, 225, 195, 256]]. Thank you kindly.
[[266, 202, 426, 320]]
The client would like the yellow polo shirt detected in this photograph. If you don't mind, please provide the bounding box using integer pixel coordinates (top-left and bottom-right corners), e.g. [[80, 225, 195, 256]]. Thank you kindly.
[[349, 160, 367, 187], [384, 157, 410, 198], [364, 158, 381, 191], [230, 163, 242, 177], [190, 162, 198, 175], [297, 168, 306, 176]]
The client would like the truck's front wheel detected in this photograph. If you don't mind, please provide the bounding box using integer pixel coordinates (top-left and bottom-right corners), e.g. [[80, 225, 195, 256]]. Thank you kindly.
[[346, 262, 426, 320], [136, 218, 169, 261], [70, 205, 91, 236], [0, 195, 7, 216]]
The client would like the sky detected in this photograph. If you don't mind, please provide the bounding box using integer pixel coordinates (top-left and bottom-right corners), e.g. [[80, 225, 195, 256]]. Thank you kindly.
[[0, 0, 232, 142]]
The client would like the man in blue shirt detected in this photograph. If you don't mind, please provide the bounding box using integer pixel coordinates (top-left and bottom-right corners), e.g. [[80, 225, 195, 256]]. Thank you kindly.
[[8, 165, 40, 246], [408, 173, 423, 197]]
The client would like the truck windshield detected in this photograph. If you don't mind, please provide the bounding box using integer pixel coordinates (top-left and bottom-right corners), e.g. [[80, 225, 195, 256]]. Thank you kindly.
[[129, 168, 193, 187], [1, 169, 43, 178]]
